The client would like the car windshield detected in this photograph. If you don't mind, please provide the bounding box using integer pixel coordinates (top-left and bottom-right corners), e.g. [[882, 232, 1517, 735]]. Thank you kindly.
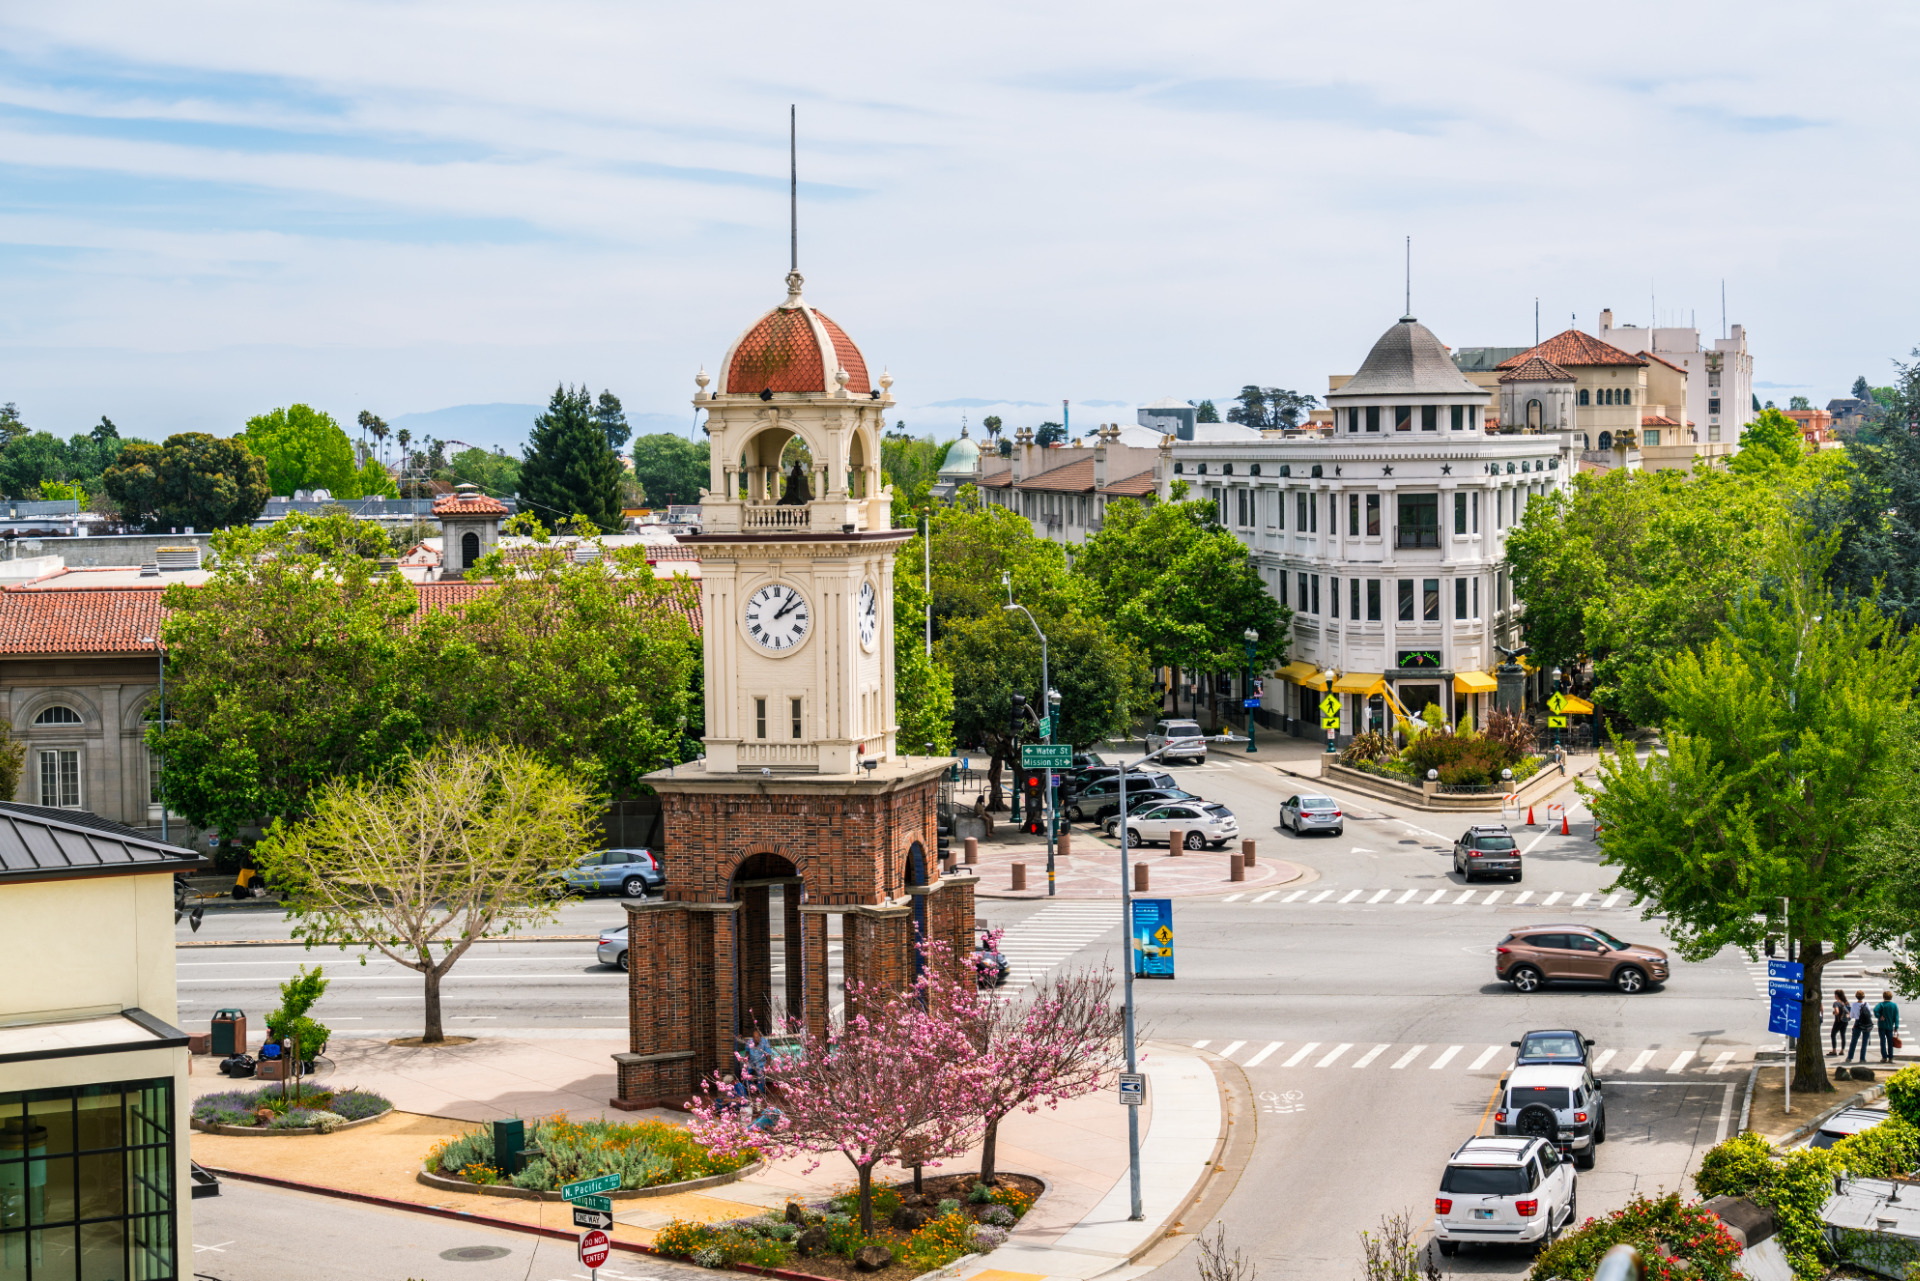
[[1592, 929, 1630, 950], [1474, 835, 1518, 851], [1441, 1165, 1530, 1195], [1508, 1086, 1573, 1109], [1519, 1034, 1583, 1061], [1301, 797, 1335, 809]]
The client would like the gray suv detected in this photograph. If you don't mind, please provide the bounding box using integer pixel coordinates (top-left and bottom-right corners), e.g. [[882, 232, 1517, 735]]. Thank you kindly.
[[553, 848, 664, 899], [1065, 773, 1177, 822], [1454, 824, 1521, 882]]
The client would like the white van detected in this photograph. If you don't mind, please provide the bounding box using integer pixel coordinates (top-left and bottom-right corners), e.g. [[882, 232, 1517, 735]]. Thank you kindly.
[[1147, 719, 1207, 765]]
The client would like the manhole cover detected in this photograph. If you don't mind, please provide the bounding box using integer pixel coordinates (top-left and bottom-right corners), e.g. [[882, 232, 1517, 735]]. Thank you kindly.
[[440, 1246, 513, 1262]]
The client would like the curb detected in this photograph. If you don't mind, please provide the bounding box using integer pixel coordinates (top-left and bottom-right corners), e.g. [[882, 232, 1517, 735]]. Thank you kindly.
[[417, 1157, 765, 1200], [1764, 1083, 1886, 1148], [1131, 1045, 1252, 1264]]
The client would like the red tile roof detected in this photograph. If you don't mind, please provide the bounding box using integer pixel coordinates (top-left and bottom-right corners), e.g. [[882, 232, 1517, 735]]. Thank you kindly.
[[0, 587, 163, 655], [1498, 330, 1646, 370], [432, 491, 509, 516], [1637, 350, 1687, 374], [1099, 469, 1160, 497], [723, 303, 870, 396], [1017, 458, 1098, 493], [644, 542, 702, 561], [1496, 355, 1575, 384], [1640, 415, 1681, 427]]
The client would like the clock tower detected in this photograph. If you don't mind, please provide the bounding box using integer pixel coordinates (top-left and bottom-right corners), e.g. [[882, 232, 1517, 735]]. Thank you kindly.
[[611, 270, 974, 1112]]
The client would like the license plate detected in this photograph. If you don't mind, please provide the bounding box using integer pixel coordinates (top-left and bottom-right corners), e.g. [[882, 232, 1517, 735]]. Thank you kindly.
[[1473, 1208, 1494, 1220]]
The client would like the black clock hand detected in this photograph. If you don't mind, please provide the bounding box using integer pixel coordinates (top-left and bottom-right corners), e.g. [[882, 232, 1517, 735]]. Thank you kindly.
[[772, 588, 800, 621]]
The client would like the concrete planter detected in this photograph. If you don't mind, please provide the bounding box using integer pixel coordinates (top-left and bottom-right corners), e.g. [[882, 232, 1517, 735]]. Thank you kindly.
[[190, 1107, 391, 1137], [1322, 760, 1569, 812], [416, 1157, 765, 1201]]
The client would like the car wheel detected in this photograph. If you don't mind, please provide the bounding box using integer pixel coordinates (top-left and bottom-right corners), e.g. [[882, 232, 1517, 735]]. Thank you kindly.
[[1184, 831, 1206, 851], [1332, 827, 1343, 838], [1510, 872, 1522, 883], [1508, 965, 1545, 993], [1595, 1114, 1606, 1144], [618, 950, 630, 973], [1437, 1241, 1457, 1258], [1614, 966, 1648, 994], [622, 877, 648, 899], [1574, 1146, 1594, 1170]]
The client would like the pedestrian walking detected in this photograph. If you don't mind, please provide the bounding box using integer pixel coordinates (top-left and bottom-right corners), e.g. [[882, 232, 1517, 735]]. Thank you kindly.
[[1876, 991, 1902, 1064], [1848, 990, 1875, 1064], [1832, 990, 1851, 1058]]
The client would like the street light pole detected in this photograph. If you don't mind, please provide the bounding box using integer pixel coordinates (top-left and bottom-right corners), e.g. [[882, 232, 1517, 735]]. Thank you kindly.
[[1550, 666, 1563, 751], [1322, 668, 1338, 754], [1242, 628, 1258, 754], [1003, 575, 1055, 897], [1116, 741, 1172, 1222]]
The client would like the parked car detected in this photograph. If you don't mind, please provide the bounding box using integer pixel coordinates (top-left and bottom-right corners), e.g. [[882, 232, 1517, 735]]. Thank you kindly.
[[973, 940, 1010, 987], [1093, 788, 1199, 827], [1496, 925, 1669, 994], [1432, 1136, 1578, 1256], [1511, 1029, 1596, 1068], [1065, 773, 1178, 821], [1279, 794, 1344, 837], [1454, 824, 1522, 882], [1146, 719, 1208, 765], [552, 848, 665, 899], [1810, 1107, 1889, 1149], [1118, 801, 1239, 850], [1063, 764, 1160, 797], [598, 925, 629, 971], [1493, 1063, 1606, 1169]]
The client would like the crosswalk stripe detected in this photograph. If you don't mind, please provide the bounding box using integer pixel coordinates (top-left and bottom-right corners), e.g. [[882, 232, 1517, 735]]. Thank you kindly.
[[1543, 891, 1563, 906], [1602, 894, 1620, 908], [1455, 890, 1475, 904], [1514, 891, 1533, 904], [1484, 891, 1504, 906], [1339, 889, 1362, 903], [1243, 1041, 1283, 1067], [1397, 889, 1417, 904], [1353, 1043, 1391, 1068], [1367, 889, 1389, 904], [1284, 890, 1307, 902], [1310, 890, 1333, 903], [1573, 892, 1590, 908], [1253, 890, 1278, 903], [1591, 1049, 1616, 1073], [1223, 893, 1244, 902], [1391, 1045, 1428, 1069], [1192, 1039, 1210, 1049], [1430, 1045, 1463, 1070], [1317, 1043, 1353, 1067], [1220, 1040, 1246, 1059], [1667, 1051, 1694, 1073], [1708, 1051, 1736, 1074], [1469, 1046, 1502, 1070], [1627, 1050, 1657, 1073], [1281, 1042, 1321, 1068], [1426, 889, 1447, 904]]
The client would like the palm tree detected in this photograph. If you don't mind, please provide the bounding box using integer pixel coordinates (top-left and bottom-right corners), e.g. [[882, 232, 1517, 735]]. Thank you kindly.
[[396, 428, 412, 491], [357, 410, 386, 467], [370, 419, 391, 467]]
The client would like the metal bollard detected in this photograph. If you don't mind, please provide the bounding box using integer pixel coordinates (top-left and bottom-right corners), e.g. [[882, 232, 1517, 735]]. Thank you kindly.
[[1168, 828, 1184, 856], [1011, 863, 1026, 891], [1229, 854, 1245, 882], [1134, 863, 1149, 892], [1242, 838, 1257, 867], [964, 837, 978, 865]]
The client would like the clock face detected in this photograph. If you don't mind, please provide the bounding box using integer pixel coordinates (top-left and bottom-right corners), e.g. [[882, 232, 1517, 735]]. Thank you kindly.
[[744, 583, 810, 653], [858, 581, 878, 650]]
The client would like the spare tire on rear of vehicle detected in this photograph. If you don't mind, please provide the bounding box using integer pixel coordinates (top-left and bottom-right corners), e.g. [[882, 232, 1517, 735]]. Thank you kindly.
[[1515, 1103, 1557, 1140]]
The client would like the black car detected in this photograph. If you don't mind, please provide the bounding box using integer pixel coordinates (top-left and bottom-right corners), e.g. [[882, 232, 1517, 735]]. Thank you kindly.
[[1510, 1029, 1595, 1067], [1064, 773, 1179, 821], [973, 942, 1010, 987], [1063, 764, 1154, 795], [1092, 788, 1198, 826]]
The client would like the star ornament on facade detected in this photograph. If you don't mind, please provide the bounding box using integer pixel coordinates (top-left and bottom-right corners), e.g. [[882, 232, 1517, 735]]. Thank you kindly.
[[1441, 464, 1451, 474], [1382, 465, 1393, 475]]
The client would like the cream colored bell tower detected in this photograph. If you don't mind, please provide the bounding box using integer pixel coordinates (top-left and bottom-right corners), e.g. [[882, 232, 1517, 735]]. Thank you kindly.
[[688, 270, 908, 776]]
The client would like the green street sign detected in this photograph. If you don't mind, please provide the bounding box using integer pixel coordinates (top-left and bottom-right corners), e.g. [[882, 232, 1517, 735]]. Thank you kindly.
[[1034, 714, 1051, 738], [563, 1174, 621, 1200], [574, 1193, 613, 1212], [1321, 715, 1341, 731], [1021, 744, 1072, 769], [1548, 691, 1568, 714], [1319, 695, 1341, 716]]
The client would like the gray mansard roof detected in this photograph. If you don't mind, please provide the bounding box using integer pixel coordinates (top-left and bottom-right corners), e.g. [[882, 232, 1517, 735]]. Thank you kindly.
[[1333, 316, 1485, 400]]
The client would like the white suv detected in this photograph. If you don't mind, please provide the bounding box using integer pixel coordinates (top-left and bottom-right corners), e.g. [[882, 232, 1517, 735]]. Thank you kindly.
[[1433, 1136, 1576, 1257], [1118, 801, 1239, 850], [1147, 720, 1207, 765], [1493, 1064, 1606, 1169]]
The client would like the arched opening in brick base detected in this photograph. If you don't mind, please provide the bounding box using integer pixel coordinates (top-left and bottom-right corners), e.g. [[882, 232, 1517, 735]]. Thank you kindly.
[[730, 850, 803, 1044]]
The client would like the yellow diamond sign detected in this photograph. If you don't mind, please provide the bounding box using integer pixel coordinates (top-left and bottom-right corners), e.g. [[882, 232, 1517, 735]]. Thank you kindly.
[[1320, 695, 1341, 716], [1155, 925, 1172, 944], [1548, 691, 1568, 714]]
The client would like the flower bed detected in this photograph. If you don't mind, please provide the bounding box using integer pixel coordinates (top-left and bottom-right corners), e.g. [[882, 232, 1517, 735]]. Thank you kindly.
[[191, 1084, 390, 1134], [427, 1114, 755, 1193], [652, 1172, 1042, 1278], [1529, 1192, 1741, 1281]]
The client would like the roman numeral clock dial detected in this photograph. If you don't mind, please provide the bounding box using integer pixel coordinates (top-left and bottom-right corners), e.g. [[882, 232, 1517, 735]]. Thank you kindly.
[[744, 583, 810, 652], [858, 580, 878, 650]]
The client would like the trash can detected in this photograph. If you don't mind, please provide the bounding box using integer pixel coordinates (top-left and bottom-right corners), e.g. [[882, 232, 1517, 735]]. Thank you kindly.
[[210, 1009, 247, 1057]]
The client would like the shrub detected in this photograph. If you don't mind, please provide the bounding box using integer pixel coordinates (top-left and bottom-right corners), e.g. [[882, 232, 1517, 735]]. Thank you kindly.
[[263, 965, 332, 1062], [1692, 1131, 1775, 1200], [1528, 1192, 1741, 1281], [191, 1084, 389, 1129], [978, 1205, 1016, 1228], [987, 1186, 1034, 1218], [902, 1211, 978, 1272], [1691, 1133, 1834, 1280], [1886, 1063, 1920, 1126], [936, 1198, 960, 1217], [1483, 708, 1536, 759], [429, 1114, 752, 1191], [972, 1224, 1009, 1250], [1832, 1113, 1920, 1179], [328, 1090, 392, 1121], [655, 1219, 721, 1258], [1339, 732, 1396, 766]]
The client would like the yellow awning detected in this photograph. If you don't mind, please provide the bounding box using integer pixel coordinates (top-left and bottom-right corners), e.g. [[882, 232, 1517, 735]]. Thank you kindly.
[[1275, 661, 1322, 685], [1453, 671, 1498, 694], [1561, 694, 1595, 714], [1332, 672, 1385, 696]]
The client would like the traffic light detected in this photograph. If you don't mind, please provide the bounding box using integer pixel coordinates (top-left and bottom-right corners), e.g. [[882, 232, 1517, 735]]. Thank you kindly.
[[1010, 693, 1027, 743], [1022, 772, 1046, 835]]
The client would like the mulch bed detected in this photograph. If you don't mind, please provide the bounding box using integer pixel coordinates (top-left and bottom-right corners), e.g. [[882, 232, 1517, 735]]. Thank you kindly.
[[781, 1172, 1044, 1281]]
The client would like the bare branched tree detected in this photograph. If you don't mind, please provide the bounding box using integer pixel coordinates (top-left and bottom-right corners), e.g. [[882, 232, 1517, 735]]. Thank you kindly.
[[1358, 1210, 1430, 1281], [1195, 1223, 1256, 1281]]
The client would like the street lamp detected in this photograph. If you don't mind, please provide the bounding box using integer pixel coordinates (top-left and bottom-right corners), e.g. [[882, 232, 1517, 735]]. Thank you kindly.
[[1242, 628, 1259, 754], [1002, 574, 1058, 898], [1321, 667, 1338, 755], [1114, 740, 1177, 1222], [141, 636, 166, 844]]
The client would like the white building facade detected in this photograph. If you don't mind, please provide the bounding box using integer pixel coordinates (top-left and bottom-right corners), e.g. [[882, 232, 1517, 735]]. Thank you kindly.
[[1178, 315, 1576, 736], [1598, 309, 1754, 446]]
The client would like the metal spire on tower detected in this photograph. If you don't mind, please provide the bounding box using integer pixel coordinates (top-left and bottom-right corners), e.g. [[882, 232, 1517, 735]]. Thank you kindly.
[[790, 105, 798, 274]]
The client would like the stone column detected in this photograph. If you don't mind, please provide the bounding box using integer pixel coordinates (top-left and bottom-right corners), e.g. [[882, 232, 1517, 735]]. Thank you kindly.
[[740, 886, 772, 1034], [612, 901, 698, 1110]]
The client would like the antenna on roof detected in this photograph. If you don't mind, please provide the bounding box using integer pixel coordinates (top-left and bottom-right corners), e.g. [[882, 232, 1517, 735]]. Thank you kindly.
[[1404, 235, 1411, 317], [790, 105, 798, 273], [1534, 298, 1539, 347]]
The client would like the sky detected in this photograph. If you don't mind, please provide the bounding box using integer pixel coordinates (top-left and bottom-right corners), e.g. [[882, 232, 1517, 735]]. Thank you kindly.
[[1, 1, 1916, 453]]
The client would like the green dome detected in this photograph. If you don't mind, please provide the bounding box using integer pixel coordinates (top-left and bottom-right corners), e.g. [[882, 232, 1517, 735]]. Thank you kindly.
[[939, 430, 981, 477]]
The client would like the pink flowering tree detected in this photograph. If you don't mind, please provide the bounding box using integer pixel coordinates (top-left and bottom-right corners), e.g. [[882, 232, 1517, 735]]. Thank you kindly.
[[689, 945, 986, 1235], [969, 966, 1125, 1185]]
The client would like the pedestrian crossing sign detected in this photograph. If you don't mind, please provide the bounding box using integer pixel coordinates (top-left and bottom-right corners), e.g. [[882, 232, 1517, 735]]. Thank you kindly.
[[1321, 714, 1341, 731], [1547, 715, 1568, 728], [1319, 695, 1341, 716], [1548, 691, 1568, 714]]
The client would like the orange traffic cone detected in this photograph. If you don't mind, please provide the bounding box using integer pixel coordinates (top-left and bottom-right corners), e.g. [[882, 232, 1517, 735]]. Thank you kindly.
[[1561, 811, 1570, 836], [1526, 805, 1536, 826]]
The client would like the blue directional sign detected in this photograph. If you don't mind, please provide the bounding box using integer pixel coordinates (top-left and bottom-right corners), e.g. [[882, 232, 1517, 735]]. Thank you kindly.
[[1769, 980, 1804, 1000], [1131, 898, 1174, 979], [1768, 960, 1805, 982], [1768, 993, 1803, 1038]]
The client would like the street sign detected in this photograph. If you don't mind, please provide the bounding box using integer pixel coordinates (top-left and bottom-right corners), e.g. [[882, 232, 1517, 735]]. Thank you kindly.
[[1548, 691, 1568, 714], [1118, 1072, 1146, 1106], [574, 1193, 612, 1212], [1547, 715, 1568, 729], [578, 1229, 611, 1270], [1321, 714, 1341, 731], [574, 1207, 614, 1230], [1319, 695, 1341, 716], [1769, 980, 1804, 1000], [1768, 960, 1805, 982], [1769, 993, 1802, 1038], [1131, 898, 1174, 979], [1020, 744, 1072, 769], [562, 1174, 621, 1200], [1034, 714, 1051, 739], [1242, 697, 1260, 709]]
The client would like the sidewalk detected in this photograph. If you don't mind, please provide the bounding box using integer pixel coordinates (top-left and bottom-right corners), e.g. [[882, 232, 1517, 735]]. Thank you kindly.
[[190, 1038, 1227, 1280]]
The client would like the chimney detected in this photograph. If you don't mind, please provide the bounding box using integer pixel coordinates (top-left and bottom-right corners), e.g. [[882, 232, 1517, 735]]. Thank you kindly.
[[1598, 308, 1614, 333], [1093, 425, 1111, 490], [1014, 427, 1035, 482], [1154, 433, 1174, 501]]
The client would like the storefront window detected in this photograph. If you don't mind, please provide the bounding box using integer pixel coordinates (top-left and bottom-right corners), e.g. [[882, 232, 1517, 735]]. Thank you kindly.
[[0, 1079, 175, 1281]]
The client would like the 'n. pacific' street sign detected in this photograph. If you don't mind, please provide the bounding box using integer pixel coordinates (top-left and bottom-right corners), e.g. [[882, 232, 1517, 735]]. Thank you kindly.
[[563, 1174, 621, 1200], [1020, 744, 1072, 769]]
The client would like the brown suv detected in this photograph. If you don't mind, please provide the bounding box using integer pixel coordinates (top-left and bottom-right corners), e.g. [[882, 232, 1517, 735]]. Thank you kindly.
[[1496, 924, 1670, 994]]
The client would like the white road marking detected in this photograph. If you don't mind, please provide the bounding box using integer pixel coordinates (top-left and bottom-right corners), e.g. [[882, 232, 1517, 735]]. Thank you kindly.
[[1514, 891, 1533, 904], [1667, 1051, 1695, 1073], [1543, 891, 1563, 906], [1284, 890, 1307, 902], [1426, 889, 1448, 904], [1627, 1050, 1658, 1074], [1429, 1045, 1463, 1070], [1484, 891, 1503, 906], [1455, 890, 1475, 904], [1591, 1049, 1617, 1073], [1339, 889, 1362, 903], [1253, 890, 1278, 902], [1310, 890, 1334, 903], [1522, 828, 1553, 854], [1281, 1042, 1322, 1068], [1400, 822, 1447, 840], [1469, 1046, 1503, 1070], [1192, 1039, 1211, 1048], [1708, 1051, 1736, 1074], [1397, 889, 1418, 904], [1243, 1041, 1283, 1067], [1390, 1045, 1428, 1069], [1367, 889, 1389, 904], [1220, 1040, 1246, 1059], [1602, 894, 1620, 909], [1316, 1043, 1354, 1067], [1715, 1081, 1737, 1145], [1572, 892, 1591, 908], [1223, 894, 1244, 902], [1352, 1043, 1391, 1069]]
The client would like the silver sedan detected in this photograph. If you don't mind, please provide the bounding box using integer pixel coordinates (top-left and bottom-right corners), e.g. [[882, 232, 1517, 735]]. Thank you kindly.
[[597, 926, 629, 971], [1280, 794, 1344, 837]]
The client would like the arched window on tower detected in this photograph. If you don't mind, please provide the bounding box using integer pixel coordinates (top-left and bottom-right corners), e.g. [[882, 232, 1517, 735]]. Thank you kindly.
[[462, 532, 480, 568], [1526, 399, 1543, 429], [34, 706, 82, 725], [1578, 388, 1589, 406]]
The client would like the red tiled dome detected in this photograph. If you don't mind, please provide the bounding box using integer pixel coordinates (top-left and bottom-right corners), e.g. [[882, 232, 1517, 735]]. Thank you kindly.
[[719, 272, 870, 396]]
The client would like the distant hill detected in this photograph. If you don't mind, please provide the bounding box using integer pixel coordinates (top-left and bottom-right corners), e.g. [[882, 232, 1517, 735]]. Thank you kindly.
[[389, 404, 699, 457]]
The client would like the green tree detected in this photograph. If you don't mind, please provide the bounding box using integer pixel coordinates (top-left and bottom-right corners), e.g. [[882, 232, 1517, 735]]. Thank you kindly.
[[0, 723, 24, 802], [1789, 395, 1811, 411], [257, 743, 595, 1043], [981, 415, 1002, 443], [437, 446, 522, 498], [1195, 400, 1220, 423], [627, 434, 707, 509], [881, 436, 953, 525], [1228, 387, 1319, 430], [1729, 407, 1807, 475], [0, 432, 69, 498], [102, 433, 270, 532], [243, 404, 356, 496], [893, 526, 956, 756], [593, 391, 631, 453], [1033, 422, 1065, 447], [1585, 546, 1920, 1095], [520, 385, 623, 532], [342, 457, 398, 499], [1854, 375, 1872, 400]]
